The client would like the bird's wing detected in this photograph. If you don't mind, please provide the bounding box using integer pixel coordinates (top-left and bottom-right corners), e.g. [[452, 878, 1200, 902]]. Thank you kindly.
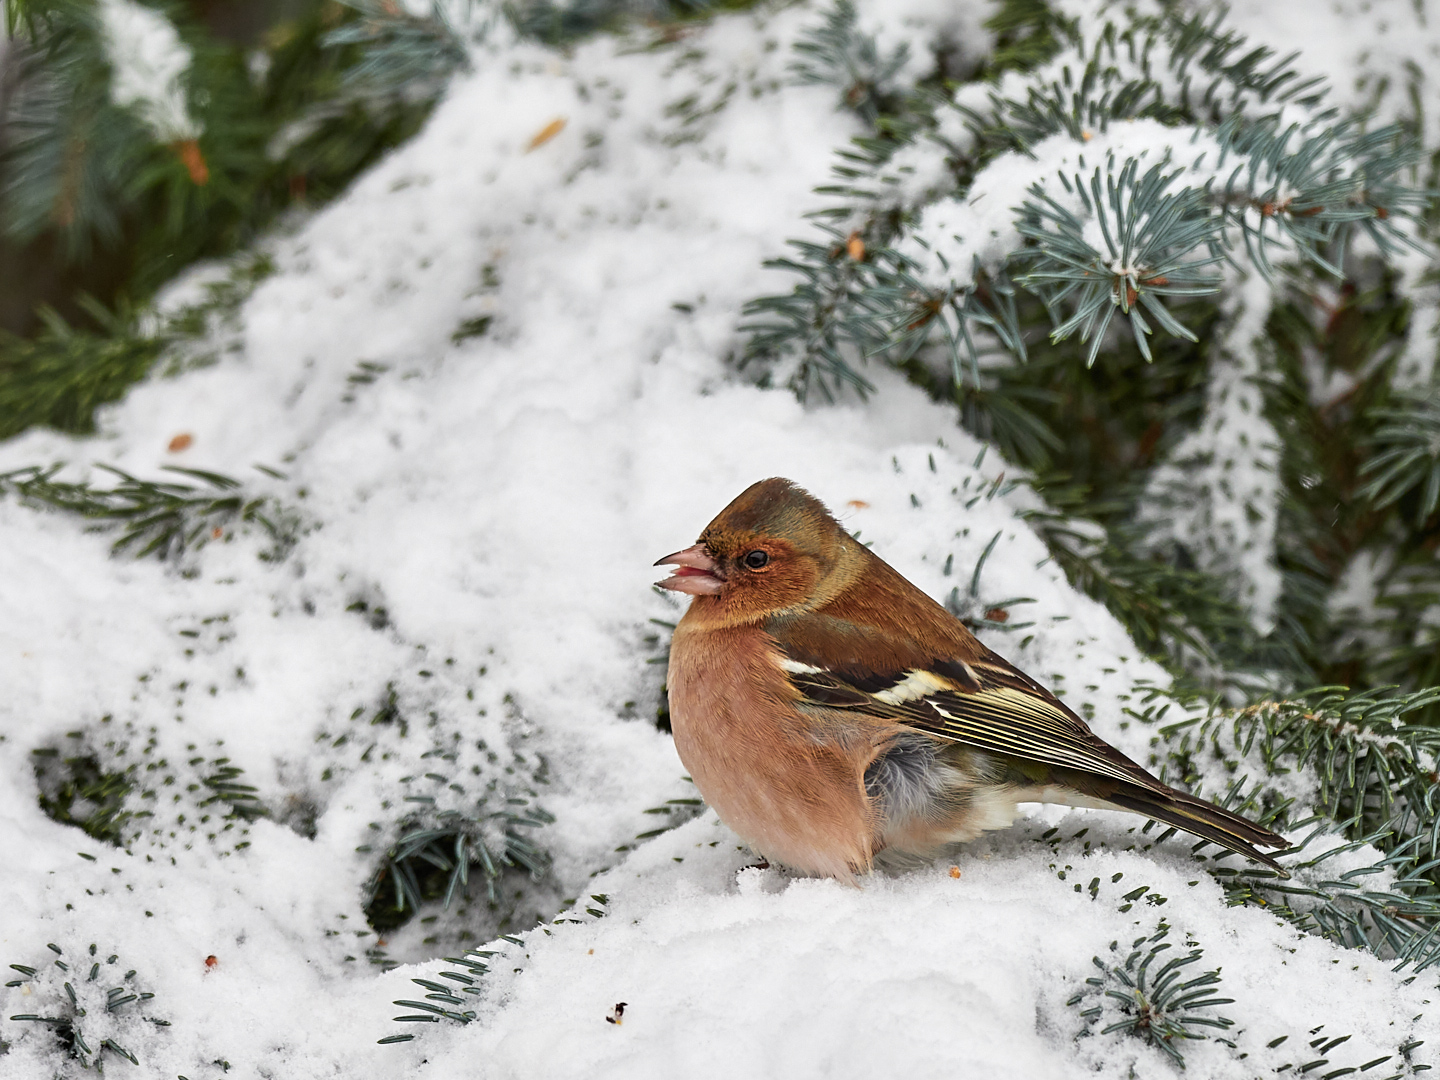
[[771, 620, 1164, 794]]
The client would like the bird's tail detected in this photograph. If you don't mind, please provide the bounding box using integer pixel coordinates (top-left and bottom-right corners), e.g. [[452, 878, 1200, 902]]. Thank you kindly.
[[1105, 785, 1292, 877]]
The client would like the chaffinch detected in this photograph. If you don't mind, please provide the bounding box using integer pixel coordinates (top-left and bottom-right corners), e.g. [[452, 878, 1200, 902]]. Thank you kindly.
[[655, 477, 1289, 881]]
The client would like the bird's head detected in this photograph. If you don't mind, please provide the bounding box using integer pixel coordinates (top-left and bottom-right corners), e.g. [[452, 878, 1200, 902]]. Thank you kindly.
[[654, 478, 853, 621]]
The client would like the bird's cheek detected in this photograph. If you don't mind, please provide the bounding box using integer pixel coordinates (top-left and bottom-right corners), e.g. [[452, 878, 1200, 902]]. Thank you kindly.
[[756, 576, 810, 608]]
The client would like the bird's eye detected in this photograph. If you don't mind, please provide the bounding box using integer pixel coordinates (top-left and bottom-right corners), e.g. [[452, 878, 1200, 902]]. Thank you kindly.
[[743, 550, 769, 570]]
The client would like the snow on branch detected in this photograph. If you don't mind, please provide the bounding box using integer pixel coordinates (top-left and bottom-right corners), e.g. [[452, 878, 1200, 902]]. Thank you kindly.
[[743, 0, 1431, 636], [97, 0, 199, 142]]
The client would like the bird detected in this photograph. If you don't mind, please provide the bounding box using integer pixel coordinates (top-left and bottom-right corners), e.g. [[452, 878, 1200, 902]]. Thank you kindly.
[[654, 477, 1290, 882]]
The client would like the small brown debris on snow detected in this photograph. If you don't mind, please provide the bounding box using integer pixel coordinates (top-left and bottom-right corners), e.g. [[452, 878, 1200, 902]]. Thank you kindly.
[[527, 118, 567, 152]]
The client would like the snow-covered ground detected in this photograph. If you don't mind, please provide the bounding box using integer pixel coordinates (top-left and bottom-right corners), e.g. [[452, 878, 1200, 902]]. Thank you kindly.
[[2, 1, 1438, 1076]]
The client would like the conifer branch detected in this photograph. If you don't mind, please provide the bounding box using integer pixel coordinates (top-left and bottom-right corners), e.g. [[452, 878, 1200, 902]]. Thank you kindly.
[[1069, 922, 1234, 1067], [1146, 686, 1440, 968], [5, 942, 164, 1071], [789, 0, 910, 126], [746, 5, 1430, 396], [0, 461, 298, 561], [1360, 391, 1440, 525]]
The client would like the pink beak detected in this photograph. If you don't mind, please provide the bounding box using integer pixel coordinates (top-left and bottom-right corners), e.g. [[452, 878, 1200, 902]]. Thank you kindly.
[[654, 544, 724, 596]]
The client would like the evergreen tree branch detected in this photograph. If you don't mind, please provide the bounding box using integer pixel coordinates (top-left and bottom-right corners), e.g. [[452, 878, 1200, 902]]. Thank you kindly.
[[0, 460, 297, 561]]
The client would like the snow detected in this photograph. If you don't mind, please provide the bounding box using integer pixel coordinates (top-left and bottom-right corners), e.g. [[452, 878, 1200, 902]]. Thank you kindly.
[[1140, 270, 1284, 632], [1, 1, 1438, 1077], [98, 0, 200, 142], [416, 817, 1434, 1080]]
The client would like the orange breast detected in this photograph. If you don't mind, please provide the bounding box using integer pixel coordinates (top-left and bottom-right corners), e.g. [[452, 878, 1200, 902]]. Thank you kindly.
[[666, 620, 881, 879]]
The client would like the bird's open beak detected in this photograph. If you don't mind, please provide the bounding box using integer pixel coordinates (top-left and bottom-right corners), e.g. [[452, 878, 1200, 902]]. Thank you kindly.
[[654, 544, 724, 596]]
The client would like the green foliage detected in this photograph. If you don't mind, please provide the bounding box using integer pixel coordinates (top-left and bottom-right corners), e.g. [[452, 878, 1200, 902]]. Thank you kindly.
[[362, 786, 554, 932], [1253, 270, 1440, 700], [0, 299, 163, 439], [382, 948, 493, 1037], [32, 747, 136, 846], [0, 461, 297, 561], [612, 795, 704, 856], [198, 760, 265, 823], [1218, 817, 1440, 973], [352, 701, 556, 934], [979, 0, 1062, 79], [295, 643, 565, 950], [790, 0, 909, 126], [507, 0, 743, 47], [4, 941, 164, 1070], [747, 6, 1427, 399], [379, 894, 611, 1044], [2, 0, 150, 260], [1020, 497, 1260, 670], [0, 0, 466, 440], [1144, 686, 1440, 969], [32, 725, 267, 854], [940, 491, 1041, 634], [1043, 684, 1440, 1070], [742, 220, 912, 401], [1015, 158, 1223, 367], [1361, 390, 1440, 526], [0, 252, 273, 439], [325, 1, 472, 104], [1264, 1030, 1427, 1080], [0, 0, 445, 289], [1069, 922, 1233, 1068], [1067, 908, 1427, 1076]]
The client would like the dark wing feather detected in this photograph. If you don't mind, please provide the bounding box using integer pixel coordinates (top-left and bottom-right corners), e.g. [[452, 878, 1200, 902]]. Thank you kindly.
[[782, 655, 1167, 794]]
